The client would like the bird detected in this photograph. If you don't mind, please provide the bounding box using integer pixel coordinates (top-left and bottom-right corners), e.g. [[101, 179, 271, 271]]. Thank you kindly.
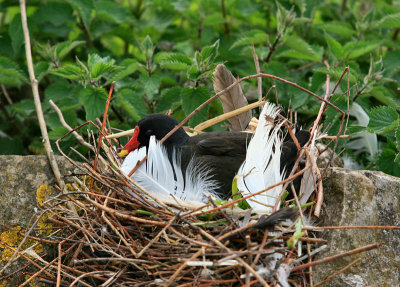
[[119, 104, 310, 203]]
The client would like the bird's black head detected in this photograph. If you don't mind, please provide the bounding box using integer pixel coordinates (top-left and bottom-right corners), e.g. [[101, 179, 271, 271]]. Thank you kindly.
[[119, 114, 189, 156]]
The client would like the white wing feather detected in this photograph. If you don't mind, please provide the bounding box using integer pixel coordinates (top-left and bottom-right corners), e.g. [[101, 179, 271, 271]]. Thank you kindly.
[[237, 102, 284, 214], [120, 136, 220, 204]]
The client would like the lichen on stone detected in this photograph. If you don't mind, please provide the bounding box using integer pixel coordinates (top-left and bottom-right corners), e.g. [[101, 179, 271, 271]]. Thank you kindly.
[[24, 274, 45, 287], [0, 226, 21, 247], [0, 226, 44, 262], [36, 185, 53, 206], [36, 212, 52, 236]]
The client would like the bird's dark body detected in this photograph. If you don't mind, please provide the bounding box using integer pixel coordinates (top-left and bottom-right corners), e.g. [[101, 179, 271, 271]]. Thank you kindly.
[[180, 131, 251, 197], [131, 114, 310, 199]]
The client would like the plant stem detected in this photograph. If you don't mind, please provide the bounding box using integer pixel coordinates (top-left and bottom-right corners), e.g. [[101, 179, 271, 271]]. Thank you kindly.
[[79, 16, 94, 49], [264, 32, 281, 63], [220, 0, 230, 36]]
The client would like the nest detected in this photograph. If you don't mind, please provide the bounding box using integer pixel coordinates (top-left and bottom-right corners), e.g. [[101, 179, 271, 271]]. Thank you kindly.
[[3, 69, 362, 286], [19, 116, 326, 286]]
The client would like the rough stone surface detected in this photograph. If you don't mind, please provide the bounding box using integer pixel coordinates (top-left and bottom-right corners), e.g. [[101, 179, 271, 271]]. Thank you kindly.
[[0, 155, 76, 286], [313, 167, 400, 287], [0, 155, 76, 227]]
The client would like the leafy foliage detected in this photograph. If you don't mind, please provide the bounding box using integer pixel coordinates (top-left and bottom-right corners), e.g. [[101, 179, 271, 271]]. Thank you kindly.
[[1, 0, 400, 176]]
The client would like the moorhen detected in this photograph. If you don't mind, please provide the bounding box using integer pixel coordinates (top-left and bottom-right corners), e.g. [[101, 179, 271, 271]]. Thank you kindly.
[[119, 103, 310, 203]]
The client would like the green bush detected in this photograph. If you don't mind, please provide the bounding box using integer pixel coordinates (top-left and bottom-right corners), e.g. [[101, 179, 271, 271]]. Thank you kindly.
[[0, 0, 399, 176]]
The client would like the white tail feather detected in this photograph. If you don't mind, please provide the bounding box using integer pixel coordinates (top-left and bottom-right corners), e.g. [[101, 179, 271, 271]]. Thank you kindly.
[[237, 102, 284, 214], [120, 136, 220, 204]]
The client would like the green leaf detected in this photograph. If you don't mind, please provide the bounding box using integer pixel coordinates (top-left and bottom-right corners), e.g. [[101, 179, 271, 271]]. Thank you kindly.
[[370, 86, 400, 110], [231, 175, 251, 209], [8, 14, 24, 56], [57, 40, 86, 60], [314, 67, 357, 83], [48, 126, 70, 141], [87, 54, 118, 81], [95, 0, 130, 24], [79, 86, 108, 121], [181, 87, 209, 127], [0, 56, 28, 87], [87, 53, 113, 69], [283, 36, 322, 61], [35, 61, 51, 82], [343, 41, 380, 59], [105, 59, 138, 84], [310, 72, 326, 92], [396, 124, 400, 152], [325, 32, 343, 59], [158, 53, 192, 70], [230, 30, 268, 49], [395, 125, 400, 163], [377, 148, 400, 177], [383, 50, 400, 77], [44, 81, 73, 109], [33, 2, 74, 26], [118, 88, 148, 121], [91, 62, 118, 81], [0, 137, 24, 155], [276, 1, 296, 34], [347, 125, 367, 134], [203, 13, 225, 26], [156, 87, 182, 113], [373, 13, 400, 29], [314, 22, 356, 37], [50, 64, 84, 81], [46, 110, 77, 130], [68, 0, 94, 29], [324, 94, 347, 135], [11, 99, 35, 115], [139, 74, 161, 100], [290, 89, 310, 110], [287, 219, 304, 248], [35, 41, 57, 62], [142, 35, 154, 59], [199, 39, 220, 65], [367, 106, 399, 134]]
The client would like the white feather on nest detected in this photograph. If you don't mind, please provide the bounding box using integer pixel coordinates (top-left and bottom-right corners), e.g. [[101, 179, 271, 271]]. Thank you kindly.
[[236, 102, 284, 214], [120, 136, 220, 206]]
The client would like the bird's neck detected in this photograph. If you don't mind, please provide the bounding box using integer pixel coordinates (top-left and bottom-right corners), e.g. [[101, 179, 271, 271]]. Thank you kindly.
[[163, 128, 189, 149]]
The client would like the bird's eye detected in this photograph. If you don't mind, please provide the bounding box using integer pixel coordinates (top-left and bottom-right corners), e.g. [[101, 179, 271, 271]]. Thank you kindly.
[[145, 129, 153, 137]]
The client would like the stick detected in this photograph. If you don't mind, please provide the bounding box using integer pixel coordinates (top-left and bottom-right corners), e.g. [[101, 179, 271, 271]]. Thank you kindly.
[[49, 100, 95, 151], [291, 243, 379, 272], [252, 45, 263, 112], [314, 258, 361, 287], [19, 0, 66, 193], [194, 100, 266, 132]]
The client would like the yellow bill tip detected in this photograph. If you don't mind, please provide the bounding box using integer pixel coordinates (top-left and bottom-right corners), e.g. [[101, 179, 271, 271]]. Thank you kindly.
[[118, 149, 129, 158]]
